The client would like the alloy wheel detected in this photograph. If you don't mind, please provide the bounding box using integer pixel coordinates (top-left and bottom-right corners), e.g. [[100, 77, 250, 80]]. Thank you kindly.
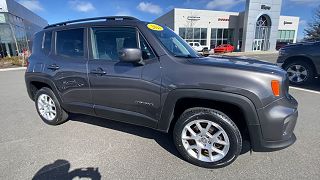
[[287, 64, 308, 83], [37, 94, 57, 121], [181, 120, 230, 162]]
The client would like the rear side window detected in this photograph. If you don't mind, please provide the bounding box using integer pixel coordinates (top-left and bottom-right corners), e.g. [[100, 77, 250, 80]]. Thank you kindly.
[[42, 31, 52, 55], [56, 28, 84, 58]]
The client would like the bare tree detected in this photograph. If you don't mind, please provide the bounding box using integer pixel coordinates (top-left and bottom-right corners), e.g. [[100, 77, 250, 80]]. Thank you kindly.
[[304, 5, 320, 41]]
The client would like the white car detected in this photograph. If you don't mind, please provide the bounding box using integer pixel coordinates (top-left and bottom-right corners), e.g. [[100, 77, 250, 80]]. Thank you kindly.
[[189, 42, 203, 52], [189, 42, 210, 56]]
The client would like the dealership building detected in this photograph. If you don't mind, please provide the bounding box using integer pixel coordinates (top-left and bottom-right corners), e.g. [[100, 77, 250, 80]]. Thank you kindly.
[[154, 0, 299, 52], [0, 0, 47, 57]]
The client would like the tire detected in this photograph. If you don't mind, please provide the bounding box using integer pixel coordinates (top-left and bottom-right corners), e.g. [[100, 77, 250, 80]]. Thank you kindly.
[[283, 60, 315, 85], [173, 107, 242, 168], [35, 87, 68, 125]]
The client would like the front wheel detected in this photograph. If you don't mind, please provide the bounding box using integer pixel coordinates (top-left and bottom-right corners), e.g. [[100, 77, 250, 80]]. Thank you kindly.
[[284, 61, 315, 85], [173, 107, 242, 168], [35, 87, 69, 125]]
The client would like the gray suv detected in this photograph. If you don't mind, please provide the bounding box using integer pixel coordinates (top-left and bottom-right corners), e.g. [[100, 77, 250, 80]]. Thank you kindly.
[[25, 16, 298, 168]]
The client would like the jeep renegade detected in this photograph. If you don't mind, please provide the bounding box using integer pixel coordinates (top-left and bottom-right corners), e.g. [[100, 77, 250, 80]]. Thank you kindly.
[[25, 16, 298, 168]]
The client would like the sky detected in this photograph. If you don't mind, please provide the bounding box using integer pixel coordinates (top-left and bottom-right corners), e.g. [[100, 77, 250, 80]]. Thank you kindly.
[[17, 0, 320, 40]]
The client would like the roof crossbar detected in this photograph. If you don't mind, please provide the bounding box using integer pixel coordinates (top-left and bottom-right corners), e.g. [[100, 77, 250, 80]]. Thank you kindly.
[[44, 16, 139, 29]]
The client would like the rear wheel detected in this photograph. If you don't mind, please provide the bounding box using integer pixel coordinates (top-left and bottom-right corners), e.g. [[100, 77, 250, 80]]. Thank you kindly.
[[35, 87, 68, 125], [284, 60, 315, 85], [173, 107, 242, 168]]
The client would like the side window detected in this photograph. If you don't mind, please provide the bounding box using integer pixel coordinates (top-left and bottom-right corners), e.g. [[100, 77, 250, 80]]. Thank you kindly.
[[42, 31, 52, 55], [139, 33, 155, 60], [92, 27, 138, 61], [56, 28, 84, 58]]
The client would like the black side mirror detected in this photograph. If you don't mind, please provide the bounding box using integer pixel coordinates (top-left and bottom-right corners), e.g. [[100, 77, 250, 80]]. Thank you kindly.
[[119, 48, 142, 63]]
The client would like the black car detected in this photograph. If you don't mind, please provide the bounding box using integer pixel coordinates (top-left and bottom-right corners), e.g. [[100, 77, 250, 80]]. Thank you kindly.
[[25, 16, 298, 168], [277, 41, 320, 85]]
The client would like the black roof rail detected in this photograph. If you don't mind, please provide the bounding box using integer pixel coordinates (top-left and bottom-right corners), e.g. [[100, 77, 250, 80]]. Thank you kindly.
[[44, 16, 139, 29]]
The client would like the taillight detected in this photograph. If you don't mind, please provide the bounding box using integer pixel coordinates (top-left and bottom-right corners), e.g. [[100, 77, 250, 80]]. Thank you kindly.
[[271, 80, 280, 96]]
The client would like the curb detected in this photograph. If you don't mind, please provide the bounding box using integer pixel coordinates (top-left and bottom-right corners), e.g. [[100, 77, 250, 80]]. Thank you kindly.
[[0, 67, 27, 72]]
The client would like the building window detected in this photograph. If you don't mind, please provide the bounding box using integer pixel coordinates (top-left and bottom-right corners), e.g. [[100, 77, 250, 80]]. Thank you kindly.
[[210, 28, 234, 49], [179, 27, 207, 46], [277, 30, 295, 43]]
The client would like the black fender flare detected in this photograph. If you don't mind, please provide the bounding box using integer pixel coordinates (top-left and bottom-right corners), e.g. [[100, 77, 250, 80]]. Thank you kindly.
[[25, 73, 63, 104], [158, 89, 260, 132]]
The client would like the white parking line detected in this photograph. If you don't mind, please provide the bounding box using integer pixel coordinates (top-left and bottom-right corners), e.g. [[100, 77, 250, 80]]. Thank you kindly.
[[289, 86, 320, 95], [0, 67, 27, 72]]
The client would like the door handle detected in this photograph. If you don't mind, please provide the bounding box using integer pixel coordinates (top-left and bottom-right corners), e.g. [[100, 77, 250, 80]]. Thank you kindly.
[[47, 64, 60, 70], [90, 68, 107, 75]]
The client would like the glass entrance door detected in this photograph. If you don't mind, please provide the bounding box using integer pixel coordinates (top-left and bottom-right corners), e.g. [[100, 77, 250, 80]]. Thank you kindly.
[[253, 15, 271, 51]]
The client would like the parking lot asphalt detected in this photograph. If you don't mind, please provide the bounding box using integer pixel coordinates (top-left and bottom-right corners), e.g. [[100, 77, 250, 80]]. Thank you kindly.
[[1, 57, 320, 179]]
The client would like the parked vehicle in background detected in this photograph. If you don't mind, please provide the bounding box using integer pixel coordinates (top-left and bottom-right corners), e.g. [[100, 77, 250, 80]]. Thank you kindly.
[[214, 44, 234, 53], [189, 42, 204, 52], [189, 42, 209, 56], [277, 41, 320, 85], [201, 47, 210, 57], [25, 17, 298, 168], [276, 42, 290, 51]]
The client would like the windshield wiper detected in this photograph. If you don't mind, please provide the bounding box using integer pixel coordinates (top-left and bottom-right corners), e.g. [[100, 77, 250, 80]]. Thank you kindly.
[[174, 54, 198, 58]]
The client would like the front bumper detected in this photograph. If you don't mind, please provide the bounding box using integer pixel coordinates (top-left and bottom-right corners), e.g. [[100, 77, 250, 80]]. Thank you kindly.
[[250, 96, 298, 152]]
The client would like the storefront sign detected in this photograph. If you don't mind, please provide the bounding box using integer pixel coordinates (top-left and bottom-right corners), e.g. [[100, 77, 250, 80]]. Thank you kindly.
[[218, 18, 229, 22], [261, 5, 271, 10], [187, 16, 200, 21], [284, 21, 293, 25]]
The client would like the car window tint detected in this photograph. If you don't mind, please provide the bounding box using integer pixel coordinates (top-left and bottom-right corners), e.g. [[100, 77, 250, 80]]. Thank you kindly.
[[139, 33, 155, 60], [42, 31, 52, 55], [92, 27, 138, 61], [56, 28, 84, 58]]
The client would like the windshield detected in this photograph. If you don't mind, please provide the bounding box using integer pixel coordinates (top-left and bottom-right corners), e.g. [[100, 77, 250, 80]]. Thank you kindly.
[[147, 23, 199, 58]]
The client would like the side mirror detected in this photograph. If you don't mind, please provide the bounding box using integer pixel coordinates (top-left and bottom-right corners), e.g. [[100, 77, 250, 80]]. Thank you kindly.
[[119, 48, 142, 63]]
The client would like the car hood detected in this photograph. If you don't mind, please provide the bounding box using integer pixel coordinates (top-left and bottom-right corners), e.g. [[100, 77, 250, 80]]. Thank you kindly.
[[282, 41, 318, 49], [188, 55, 285, 75]]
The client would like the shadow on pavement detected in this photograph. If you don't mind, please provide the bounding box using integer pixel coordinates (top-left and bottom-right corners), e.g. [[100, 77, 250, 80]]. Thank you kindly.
[[70, 114, 182, 159], [32, 159, 101, 180]]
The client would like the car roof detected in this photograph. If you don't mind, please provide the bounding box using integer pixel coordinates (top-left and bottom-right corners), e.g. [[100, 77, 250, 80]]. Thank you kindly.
[[44, 16, 147, 31]]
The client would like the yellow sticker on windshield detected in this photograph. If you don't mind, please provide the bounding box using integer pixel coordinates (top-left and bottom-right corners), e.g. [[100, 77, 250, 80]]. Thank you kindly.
[[147, 24, 163, 31]]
